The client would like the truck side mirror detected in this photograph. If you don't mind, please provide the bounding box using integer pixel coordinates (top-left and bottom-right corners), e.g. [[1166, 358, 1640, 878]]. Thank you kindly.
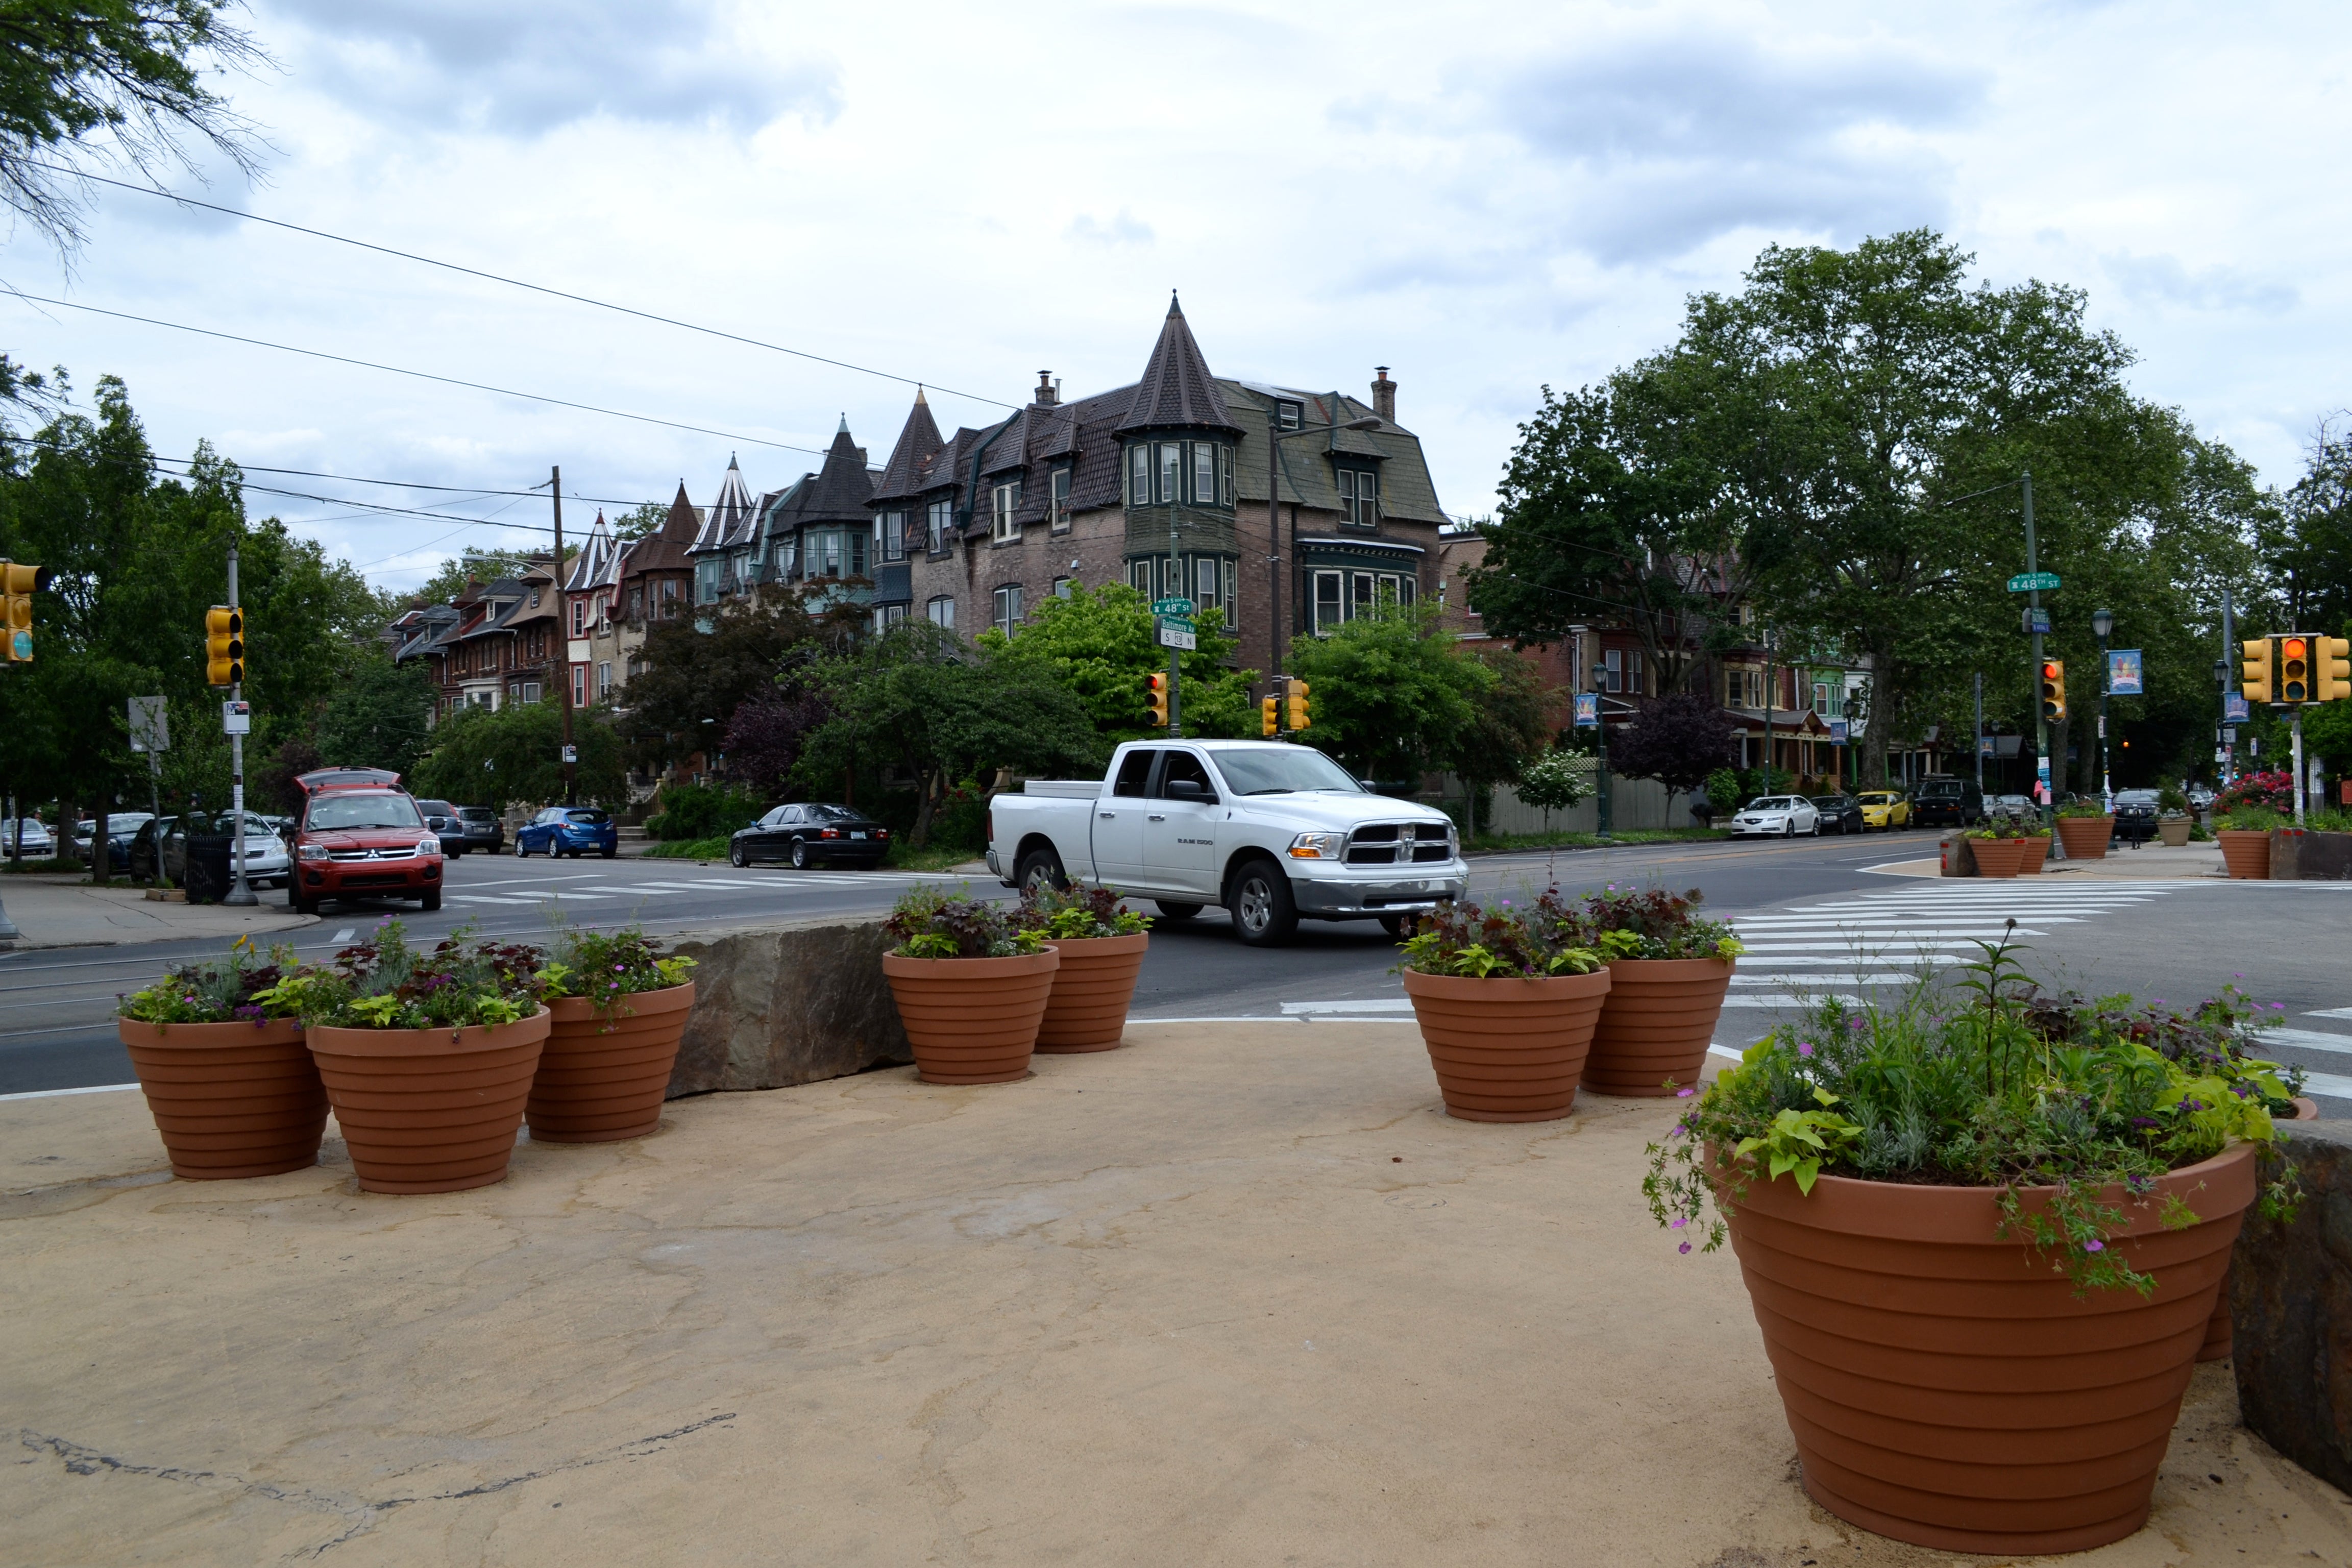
[[1166, 779, 1215, 803]]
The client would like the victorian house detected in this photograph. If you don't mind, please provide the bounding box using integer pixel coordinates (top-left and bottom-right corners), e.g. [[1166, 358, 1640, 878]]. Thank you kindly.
[[394, 561, 564, 720], [754, 420, 883, 615]]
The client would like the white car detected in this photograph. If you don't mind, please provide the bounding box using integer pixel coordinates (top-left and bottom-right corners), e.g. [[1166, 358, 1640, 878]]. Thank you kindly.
[[985, 739, 1467, 946], [1728, 795, 1822, 838], [1, 817, 53, 855]]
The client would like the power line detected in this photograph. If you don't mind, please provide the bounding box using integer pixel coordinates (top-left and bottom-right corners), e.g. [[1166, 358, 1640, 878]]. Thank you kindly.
[[2, 291, 831, 457], [137, 451, 665, 510], [37, 159, 1018, 411]]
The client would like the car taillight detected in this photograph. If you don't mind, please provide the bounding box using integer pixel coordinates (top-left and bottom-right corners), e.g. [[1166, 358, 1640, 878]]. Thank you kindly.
[[877, 828, 890, 839], [821, 828, 839, 839]]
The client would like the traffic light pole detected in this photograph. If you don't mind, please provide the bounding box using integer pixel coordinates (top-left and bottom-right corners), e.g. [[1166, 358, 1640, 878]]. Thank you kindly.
[[1166, 515, 1183, 738], [2292, 709, 2306, 826], [223, 539, 256, 906], [2023, 470, 2050, 825]]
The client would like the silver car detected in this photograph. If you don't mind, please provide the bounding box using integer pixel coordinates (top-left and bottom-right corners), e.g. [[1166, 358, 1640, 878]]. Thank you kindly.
[[1, 817, 53, 855], [1728, 795, 1822, 838]]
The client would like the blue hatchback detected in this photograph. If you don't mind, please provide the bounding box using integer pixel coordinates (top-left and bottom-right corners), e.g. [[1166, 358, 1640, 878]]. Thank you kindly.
[[517, 805, 618, 859]]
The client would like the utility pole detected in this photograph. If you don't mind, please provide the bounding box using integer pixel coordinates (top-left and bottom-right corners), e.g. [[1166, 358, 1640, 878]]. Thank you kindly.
[[2219, 584, 2237, 787], [222, 538, 256, 906], [1590, 660, 1613, 840], [2023, 469, 2049, 824], [1166, 512, 1183, 737], [1973, 671, 1985, 791], [1267, 408, 1285, 740], [552, 465, 576, 803], [1760, 625, 1775, 792]]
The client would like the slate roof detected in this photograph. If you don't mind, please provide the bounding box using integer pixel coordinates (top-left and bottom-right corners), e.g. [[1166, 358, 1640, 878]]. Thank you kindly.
[[565, 516, 616, 593], [1115, 294, 1241, 436], [871, 390, 945, 503], [691, 456, 757, 554], [622, 483, 703, 578]]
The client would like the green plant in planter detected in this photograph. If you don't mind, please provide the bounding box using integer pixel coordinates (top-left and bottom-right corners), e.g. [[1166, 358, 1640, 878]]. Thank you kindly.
[[1973, 812, 2049, 839], [2217, 803, 2288, 831], [534, 924, 697, 1021], [2188, 821, 2214, 842], [2055, 798, 2111, 819], [118, 937, 305, 1026], [1580, 885, 1745, 961], [2156, 784, 2189, 816], [1643, 928, 2299, 1294], [885, 884, 1046, 959], [255, 921, 541, 1030], [1017, 882, 1149, 941], [1395, 889, 1606, 977]]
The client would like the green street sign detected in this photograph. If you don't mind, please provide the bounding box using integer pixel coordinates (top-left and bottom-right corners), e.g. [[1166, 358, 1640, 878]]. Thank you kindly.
[[1151, 597, 1195, 617], [2007, 572, 2061, 593], [1156, 617, 1196, 650]]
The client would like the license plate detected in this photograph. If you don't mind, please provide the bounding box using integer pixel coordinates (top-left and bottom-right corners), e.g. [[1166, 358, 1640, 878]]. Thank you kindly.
[[850, 831, 867, 839]]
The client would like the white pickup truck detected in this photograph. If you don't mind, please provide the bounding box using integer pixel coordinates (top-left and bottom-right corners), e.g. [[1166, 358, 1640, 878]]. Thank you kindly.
[[984, 739, 1467, 946]]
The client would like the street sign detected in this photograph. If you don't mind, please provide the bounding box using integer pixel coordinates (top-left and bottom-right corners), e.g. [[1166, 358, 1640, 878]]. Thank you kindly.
[[1156, 617, 1195, 650], [2022, 607, 2051, 635], [561, 744, 578, 764], [1150, 597, 1194, 617], [2107, 648, 2143, 695], [2223, 693, 2249, 723], [220, 700, 251, 737], [127, 695, 168, 753], [2007, 572, 2061, 593], [1573, 692, 1599, 728]]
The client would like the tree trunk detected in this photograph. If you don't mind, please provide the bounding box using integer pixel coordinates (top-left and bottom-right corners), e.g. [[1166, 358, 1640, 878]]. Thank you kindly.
[[91, 803, 109, 885], [910, 770, 938, 848]]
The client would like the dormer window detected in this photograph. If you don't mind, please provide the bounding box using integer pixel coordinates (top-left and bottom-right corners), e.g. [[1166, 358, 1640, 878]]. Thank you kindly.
[[927, 498, 954, 554], [1278, 401, 1302, 430], [1337, 467, 1380, 528], [1049, 468, 1071, 533], [992, 478, 1022, 543]]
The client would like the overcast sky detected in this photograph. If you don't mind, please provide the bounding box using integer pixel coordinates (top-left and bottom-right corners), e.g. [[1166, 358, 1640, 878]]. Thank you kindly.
[[5, 1, 2345, 591]]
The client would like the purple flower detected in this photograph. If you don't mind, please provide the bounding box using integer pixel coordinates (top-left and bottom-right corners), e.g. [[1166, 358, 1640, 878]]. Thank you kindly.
[[1797, 1042, 1814, 1058], [1671, 1216, 1687, 1229], [1847, 1015, 1865, 1032], [2233, 972, 2245, 979], [2084, 1239, 2105, 1253], [1667, 1124, 1685, 1139], [2272, 1002, 2287, 1010], [2130, 1116, 2159, 1128], [1677, 1241, 1693, 1255], [1676, 1086, 1696, 1098]]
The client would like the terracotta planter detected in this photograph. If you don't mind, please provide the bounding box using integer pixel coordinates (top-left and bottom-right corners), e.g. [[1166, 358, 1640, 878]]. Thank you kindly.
[[1722, 1141, 2257, 1555], [2017, 836, 2050, 874], [881, 949, 1059, 1084], [1582, 957, 1733, 1096], [2218, 829, 2271, 879], [526, 983, 695, 1143], [117, 1016, 327, 1179], [307, 1010, 551, 1194], [2157, 818, 2192, 847], [1036, 934, 1148, 1053], [2199, 1099, 2318, 1361], [2055, 817, 2113, 860], [1400, 967, 1611, 1121], [1970, 838, 2022, 877]]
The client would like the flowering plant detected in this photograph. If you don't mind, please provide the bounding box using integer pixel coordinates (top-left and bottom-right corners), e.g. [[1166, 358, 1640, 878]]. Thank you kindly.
[[118, 937, 304, 1026], [885, 884, 1045, 959], [1016, 882, 1149, 941], [2216, 769, 2294, 817], [253, 921, 540, 1031], [1643, 928, 2299, 1295], [1970, 811, 2050, 839], [1580, 886, 1744, 962], [1395, 890, 1606, 978], [533, 925, 697, 1028]]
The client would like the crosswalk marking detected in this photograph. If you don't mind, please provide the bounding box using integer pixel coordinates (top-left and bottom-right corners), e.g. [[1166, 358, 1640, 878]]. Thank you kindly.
[[2259, 1028, 2352, 1058]]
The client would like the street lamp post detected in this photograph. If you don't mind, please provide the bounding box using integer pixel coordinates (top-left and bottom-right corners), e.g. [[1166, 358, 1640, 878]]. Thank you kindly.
[[1264, 411, 1386, 739], [1591, 664, 1612, 841], [2093, 607, 2114, 810], [1843, 694, 1861, 787]]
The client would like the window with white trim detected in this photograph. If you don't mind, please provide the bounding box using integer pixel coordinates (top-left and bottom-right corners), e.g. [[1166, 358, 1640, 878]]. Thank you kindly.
[[1813, 680, 1835, 715], [1278, 401, 1302, 430], [1128, 558, 1154, 595], [571, 665, 584, 704], [1053, 576, 1075, 599], [1195, 556, 1218, 615], [873, 603, 907, 632], [1221, 558, 1237, 629], [596, 662, 612, 699], [1049, 467, 1071, 532], [1218, 444, 1233, 506], [992, 480, 1021, 543], [926, 498, 953, 554], [1337, 468, 1380, 527], [1157, 443, 1181, 504], [1129, 445, 1149, 506], [1192, 443, 1215, 505], [925, 595, 955, 629], [992, 584, 1023, 633], [1312, 570, 1343, 633], [877, 510, 906, 563]]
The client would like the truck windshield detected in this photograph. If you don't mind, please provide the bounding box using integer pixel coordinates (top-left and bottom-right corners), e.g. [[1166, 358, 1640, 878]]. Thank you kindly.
[[1212, 749, 1364, 796]]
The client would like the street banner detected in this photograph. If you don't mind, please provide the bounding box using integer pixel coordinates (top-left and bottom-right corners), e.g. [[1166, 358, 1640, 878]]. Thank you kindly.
[[1829, 720, 1848, 743], [2107, 648, 2143, 695], [2224, 693, 2249, 723], [1573, 692, 1598, 728]]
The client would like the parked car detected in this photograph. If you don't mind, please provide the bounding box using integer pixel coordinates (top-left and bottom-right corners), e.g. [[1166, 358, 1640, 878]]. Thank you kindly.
[[415, 798, 470, 857], [1810, 793, 1866, 835], [2187, 783, 2217, 811], [287, 783, 442, 914], [2113, 789, 2161, 844], [517, 805, 618, 859], [1992, 793, 2036, 820], [985, 740, 1466, 946], [458, 805, 504, 855], [730, 802, 890, 869], [1727, 795, 1821, 838], [1909, 775, 1986, 829], [1855, 791, 1911, 831], [1, 817, 54, 856]]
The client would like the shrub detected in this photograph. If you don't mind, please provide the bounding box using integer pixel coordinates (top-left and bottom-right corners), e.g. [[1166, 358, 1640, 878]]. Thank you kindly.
[[884, 885, 1044, 959], [535, 924, 697, 1020], [645, 783, 765, 841], [1018, 883, 1148, 940], [1394, 891, 1605, 978], [1582, 886, 1745, 961], [119, 939, 304, 1026], [256, 922, 541, 1030]]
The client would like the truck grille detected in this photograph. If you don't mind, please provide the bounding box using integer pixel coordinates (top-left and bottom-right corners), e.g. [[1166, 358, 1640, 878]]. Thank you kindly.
[[1343, 822, 1453, 865]]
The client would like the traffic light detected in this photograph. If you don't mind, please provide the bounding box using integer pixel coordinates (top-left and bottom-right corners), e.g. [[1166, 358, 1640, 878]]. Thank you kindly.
[[2243, 638, 2273, 704], [1, 559, 49, 663], [2038, 659, 2066, 722], [1286, 677, 1312, 731], [1260, 695, 1279, 736], [1146, 672, 1170, 729], [2318, 637, 2352, 703], [2279, 634, 2311, 704], [204, 605, 244, 687]]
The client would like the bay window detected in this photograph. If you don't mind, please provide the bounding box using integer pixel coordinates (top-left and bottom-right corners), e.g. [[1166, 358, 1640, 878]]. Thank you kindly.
[[1192, 443, 1215, 505], [1129, 445, 1150, 505], [1157, 443, 1182, 504]]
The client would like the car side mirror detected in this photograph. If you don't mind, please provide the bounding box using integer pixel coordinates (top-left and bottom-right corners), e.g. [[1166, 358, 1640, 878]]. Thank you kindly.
[[1167, 779, 1215, 803]]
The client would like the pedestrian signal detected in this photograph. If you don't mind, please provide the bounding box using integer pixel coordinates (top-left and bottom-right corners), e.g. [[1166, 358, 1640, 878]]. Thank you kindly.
[[2242, 639, 2273, 705], [0, 559, 48, 663], [1147, 672, 1170, 729], [2280, 635, 2311, 704], [2038, 659, 2066, 722], [205, 605, 244, 687], [1286, 677, 1312, 731], [2318, 637, 2352, 703], [1260, 695, 1279, 736]]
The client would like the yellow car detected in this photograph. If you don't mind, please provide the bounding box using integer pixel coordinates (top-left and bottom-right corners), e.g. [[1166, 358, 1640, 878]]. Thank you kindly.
[[1856, 791, 1912, 830]]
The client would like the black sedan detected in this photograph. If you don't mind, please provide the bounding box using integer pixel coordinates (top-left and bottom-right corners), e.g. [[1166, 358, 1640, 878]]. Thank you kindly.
[[1810, 793, 1867, 835], [729, 802, 891, 869]]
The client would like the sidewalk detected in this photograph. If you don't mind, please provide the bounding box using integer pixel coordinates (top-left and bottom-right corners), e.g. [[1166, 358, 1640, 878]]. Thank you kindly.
[[0, 874, 314, 948], [1877, 840, 2230, 880], [4, 1022, 2342, 1565]]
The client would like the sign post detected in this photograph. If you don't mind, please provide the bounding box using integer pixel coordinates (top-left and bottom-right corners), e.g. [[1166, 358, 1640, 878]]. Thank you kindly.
[[222, 542, 256, 906]]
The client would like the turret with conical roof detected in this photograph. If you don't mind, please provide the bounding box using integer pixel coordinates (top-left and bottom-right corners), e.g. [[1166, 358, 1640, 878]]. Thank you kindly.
[[1117, 293, 1242, 436]]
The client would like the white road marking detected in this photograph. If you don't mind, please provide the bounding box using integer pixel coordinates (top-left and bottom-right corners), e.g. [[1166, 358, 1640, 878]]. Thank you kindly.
[[2256, 1028, 2352, 1058], [331, 928, 354, 943], [2298, 1071, 2352, 1099], [0, 1082, 138, 1101], [1281, 999, 1412, 1015]]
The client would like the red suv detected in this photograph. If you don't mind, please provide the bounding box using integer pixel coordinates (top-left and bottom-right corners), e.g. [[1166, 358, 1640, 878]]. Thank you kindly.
[[288, 782, 443, 915]]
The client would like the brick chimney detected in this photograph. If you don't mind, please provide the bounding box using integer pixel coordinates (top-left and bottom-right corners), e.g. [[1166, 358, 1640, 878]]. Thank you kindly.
[[1371, 366, 1396, 424], [1036, 370, 1059, 407]]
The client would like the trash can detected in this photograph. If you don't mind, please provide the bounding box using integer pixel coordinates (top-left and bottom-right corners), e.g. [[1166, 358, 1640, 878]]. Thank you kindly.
[[181, 814, 235, 905]]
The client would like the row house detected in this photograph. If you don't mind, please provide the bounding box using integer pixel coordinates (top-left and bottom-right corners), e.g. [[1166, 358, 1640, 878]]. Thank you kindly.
[[392, 562, 566, 720]]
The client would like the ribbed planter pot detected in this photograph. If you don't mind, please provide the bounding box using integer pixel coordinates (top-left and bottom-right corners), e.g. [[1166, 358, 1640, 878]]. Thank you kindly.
[[2017, 836, 2051, 874], [1036, 934, 1148, 1054], [117, 1017, 327, 1179], [1401, 967, 1611, 1121], [2157, 818, 2192, 847], [1970, 838, 2022, 877], [1721, 1141, 2256, 1555], [1582, 957, 1733, 1097], [526, 983, 695, 1143], [881, 949, 1059, 1084], [2055, 817, 2113, 860], [307, 1010, 551, 1194], [2218, 829, 2271, 879], [2199, 1099, 2317, 1361]]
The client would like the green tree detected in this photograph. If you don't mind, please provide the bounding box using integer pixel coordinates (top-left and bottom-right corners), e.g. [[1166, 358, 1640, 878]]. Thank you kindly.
[[1285, 600, 1494, 783], [313, 654, 435, 777], [410, 549, 546, 608], [610, 501, 668, 541], [977, 581, 1257, 741], [623, 584, 858, 773], [411, 700, 625, 811], [1449, 645, 1555, 834]]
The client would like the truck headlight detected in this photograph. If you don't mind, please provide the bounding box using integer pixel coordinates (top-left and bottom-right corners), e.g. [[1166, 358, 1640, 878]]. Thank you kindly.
[[1288, 831, 1345, 860]]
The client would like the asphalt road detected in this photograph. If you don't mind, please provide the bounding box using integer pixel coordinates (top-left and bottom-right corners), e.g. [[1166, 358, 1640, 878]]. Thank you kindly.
[[8, 830, 2350, 1116]]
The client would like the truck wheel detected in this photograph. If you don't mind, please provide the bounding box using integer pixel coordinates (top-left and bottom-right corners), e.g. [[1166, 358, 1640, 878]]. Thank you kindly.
[[1017, 847, 1067, 893], [1153, 900, 1201, 921], [1229, 860, 1298, 947]]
